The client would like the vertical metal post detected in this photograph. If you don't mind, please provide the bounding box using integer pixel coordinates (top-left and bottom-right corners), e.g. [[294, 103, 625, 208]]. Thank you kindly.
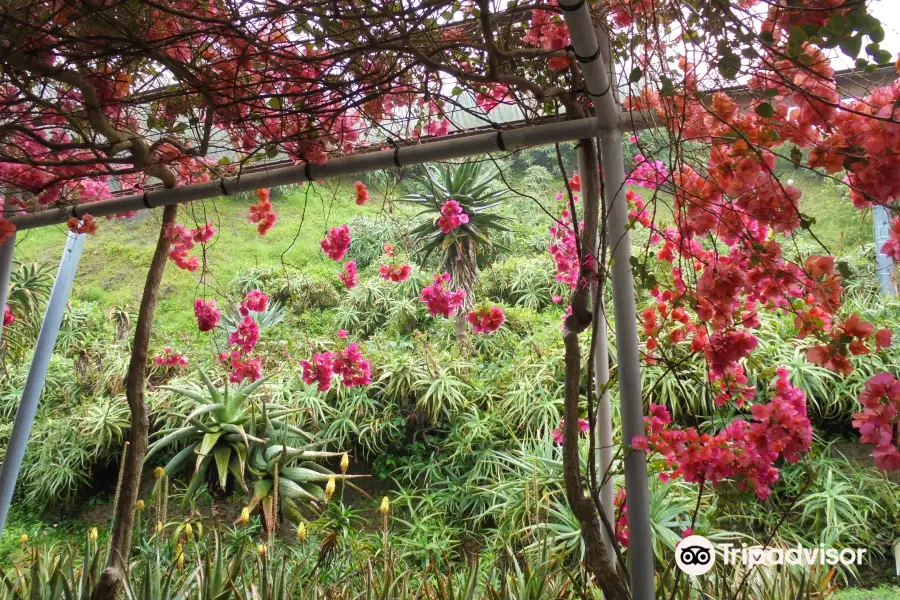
[[0, 232, 16, 345], [874, 204, 897, 297], [558, 1, 655, 596], [600, 132, 655, 599], [0, 231, 86, 535], [592, 297, 615, 558]]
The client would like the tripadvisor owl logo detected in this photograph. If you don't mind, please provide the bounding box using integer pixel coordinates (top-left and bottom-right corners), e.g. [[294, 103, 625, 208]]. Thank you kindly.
[[675, 535, 716, 576], [675, 534, 868, 577]]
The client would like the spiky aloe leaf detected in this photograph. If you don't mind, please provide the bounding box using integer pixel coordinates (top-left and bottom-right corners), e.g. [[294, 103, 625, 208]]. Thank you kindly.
[[146, 426, 200, 462], [213, 445, 232, 490]]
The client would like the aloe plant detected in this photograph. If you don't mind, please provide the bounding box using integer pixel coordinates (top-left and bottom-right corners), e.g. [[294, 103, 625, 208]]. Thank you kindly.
[[146, 371, 304, 505]]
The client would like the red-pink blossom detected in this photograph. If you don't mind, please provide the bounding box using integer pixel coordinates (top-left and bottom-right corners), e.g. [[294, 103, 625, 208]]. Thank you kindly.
[[154, 347, 189, 368], [551, 418, 589, 444], [228, 315, 260, 354], [321, 224, 351, 261], [3, 305, 15, 326], [852, 372, 900, 470], [301, 352, 334, 392], [354, 181, 369, 206], [437, 200, 469, 234], [194, 299, 221, 332], [248, 188, 278, 235], [379, 263, 412, 282], [332, 343, 372, 387], [466, 306, 505, 334], [241, 289, 269, 314], [339, 260, 359, 289], [420, 273, 466, 318]]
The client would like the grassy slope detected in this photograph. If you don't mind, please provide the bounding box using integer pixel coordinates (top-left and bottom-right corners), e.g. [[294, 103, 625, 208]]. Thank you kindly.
[[13, 182, 386, 342]]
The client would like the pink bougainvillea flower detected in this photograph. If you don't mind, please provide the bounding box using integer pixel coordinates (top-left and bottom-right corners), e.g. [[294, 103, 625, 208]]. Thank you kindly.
[[67, 214, 98, 235], [875, 328, 893, 350], [332, 343, 372, 387], [338, 260, 358, 289], [3, 305, 14, 327], [194, 298, 221, 332], [354, 181, 370, 206], [551, 418, 590, 445], [154, 347, 189, 368], [321, 224, 351, 261], [301, 351, 334, 392], [337, 329, 349, 339], [420, 273, 466, 317], [466, 306, 505, 334], [221, 350, 262, 384], [437, 200, 469, 234], [166, 221, 215, 271], [239, 289, 269, 316], [379, 263, 412, 283], [248, 188, 278, 235], [228, 315, 260, 354], [852, 372, 900, 470], [383, 244, 394, 257]]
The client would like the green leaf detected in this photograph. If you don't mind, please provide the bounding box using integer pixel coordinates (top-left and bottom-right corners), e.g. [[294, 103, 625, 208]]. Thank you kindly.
[[198, 432, 224, 457], [660, 76, 676, 96], [718, 53, 741, 79], [755, 103, 774, 118], [839, 34, 862, 59], [629, 67, 642, 83], [213, 446, 232, 490]]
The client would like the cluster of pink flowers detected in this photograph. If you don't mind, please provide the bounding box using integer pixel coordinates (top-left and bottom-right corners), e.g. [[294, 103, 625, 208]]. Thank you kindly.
[[423, 118, 451, 137], [852, 372, 900, 470], [548, 209, 581, 289], [437, 200, 469, 234], [379, 263, 412, 283], [339, 261, 359, 289], [420, 273, 466, 318], [550, 417, 589, 445], [194, 298, 221, 332], [220, 351, 263, 384], [67, 214, 98, 236], [321, 224, 351, 260], [354, 181, 369, 206], [633, 368, 812, 500], [248, 188, 278, 235], [626, 154, 668, 189], [228, 315, 260, 354], [474, 83, 510, 112], [167, 221, 216, 272], [301, 337, 372, 392], [523, 7, 571, 72], [153, 347, 189, 369], [240, 289, 269, 314], [614, 488, 629, 547], [3, 305, 15, 326], [222, 289, 270, 382], [806, 314, 891, 375], [466, 306, 505, 334]]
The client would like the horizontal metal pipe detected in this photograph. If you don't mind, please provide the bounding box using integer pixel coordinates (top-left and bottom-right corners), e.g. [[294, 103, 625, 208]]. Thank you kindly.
[[10, 117, 602, 231]]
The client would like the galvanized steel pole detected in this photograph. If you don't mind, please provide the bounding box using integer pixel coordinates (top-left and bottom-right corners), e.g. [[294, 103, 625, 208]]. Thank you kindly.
[[0, 231, 86, 535], [558, 1, 656, 597]]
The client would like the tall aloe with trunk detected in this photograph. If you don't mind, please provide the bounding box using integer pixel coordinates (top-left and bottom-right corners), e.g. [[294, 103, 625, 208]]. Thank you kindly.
[[402, 160, 510, 340]]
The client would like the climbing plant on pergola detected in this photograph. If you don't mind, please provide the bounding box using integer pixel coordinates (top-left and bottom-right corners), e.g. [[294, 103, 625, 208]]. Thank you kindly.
[[2, 2, 900, 599]]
